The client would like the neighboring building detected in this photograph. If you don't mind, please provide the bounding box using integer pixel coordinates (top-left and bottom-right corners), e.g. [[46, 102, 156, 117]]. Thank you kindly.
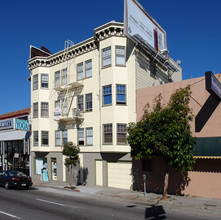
[[0, 108, 31, 175], [136, 72, 221, 199], [28, 21, 181, 188]]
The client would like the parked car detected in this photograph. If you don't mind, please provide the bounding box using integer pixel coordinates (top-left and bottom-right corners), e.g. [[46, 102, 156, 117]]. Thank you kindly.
[[0, 171, 33, 189]]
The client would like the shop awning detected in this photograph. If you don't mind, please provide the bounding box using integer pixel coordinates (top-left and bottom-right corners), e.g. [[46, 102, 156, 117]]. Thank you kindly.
[[0, 129, 29, 141], [194, 137, 221, 157]]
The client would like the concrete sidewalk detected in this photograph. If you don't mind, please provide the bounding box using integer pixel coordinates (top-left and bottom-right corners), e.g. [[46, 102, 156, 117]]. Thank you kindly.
[[34, 181, 221, 216]]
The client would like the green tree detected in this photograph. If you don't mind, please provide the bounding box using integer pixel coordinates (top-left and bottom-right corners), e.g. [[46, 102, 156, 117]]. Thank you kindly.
[[62, 141, 80, 187], [127, 85, 196, 199]]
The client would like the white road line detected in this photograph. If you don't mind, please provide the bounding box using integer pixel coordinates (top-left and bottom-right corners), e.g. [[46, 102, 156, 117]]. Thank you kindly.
[[0, 211, 21, 219], [36, 198, 65, 206]]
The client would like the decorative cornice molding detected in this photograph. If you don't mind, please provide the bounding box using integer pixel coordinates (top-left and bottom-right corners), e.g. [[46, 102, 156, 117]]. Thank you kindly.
[[28, 22, 125, 71]]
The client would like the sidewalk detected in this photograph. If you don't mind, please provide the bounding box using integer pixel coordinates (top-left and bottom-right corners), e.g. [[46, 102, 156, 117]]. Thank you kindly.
[[34, 181, 221, 216]]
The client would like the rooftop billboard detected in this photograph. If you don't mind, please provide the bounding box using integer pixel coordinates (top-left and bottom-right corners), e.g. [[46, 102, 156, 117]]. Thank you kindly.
[[124, 0, 167, 52]]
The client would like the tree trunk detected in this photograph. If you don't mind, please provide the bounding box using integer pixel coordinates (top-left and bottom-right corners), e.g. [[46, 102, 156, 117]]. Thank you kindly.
[[162, 166, 169, 200], [70, 165, 73, 187]]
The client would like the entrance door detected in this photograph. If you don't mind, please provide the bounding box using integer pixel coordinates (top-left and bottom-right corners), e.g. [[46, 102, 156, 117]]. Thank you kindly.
[[95, 160, 103, 186], [51, 158, 57, 180]]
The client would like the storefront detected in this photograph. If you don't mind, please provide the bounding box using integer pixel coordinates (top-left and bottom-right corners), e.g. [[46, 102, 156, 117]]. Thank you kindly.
[[0, 108, 31, 175]]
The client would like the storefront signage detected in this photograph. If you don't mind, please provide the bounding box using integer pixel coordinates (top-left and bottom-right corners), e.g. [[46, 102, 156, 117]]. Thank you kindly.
[[206, 71, 221, 100], [15, 119, 29, 131], [0, 119, 14, 130]]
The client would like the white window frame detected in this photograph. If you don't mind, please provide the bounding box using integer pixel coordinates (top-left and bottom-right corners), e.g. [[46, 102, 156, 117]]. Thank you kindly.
[[103, 124, 112, 144], [85, 93, 92, 112], [85, 59, 92, 78], [41, 73, 49, 89], [103, 85, 112, 106], [55, 71, 60, 87], [33, 131, 38, 146], [41, 131, 49, 146], [116, 84, 126, 105], [62, 130, 68, 145], [41, 102, 49, 118], [61, 68, 67, 85], [77, 62, 84, 80], [116, 46, 126, 66], [102, 46, 111, 68], [117, 124, 127, 144], [33, 102, 38, 118], [78, 95, 84, 112], [78, 128, 84, 145], [86, 127, 93, 145], [33, 74, 38, 90], [55, 130, 61, 146]]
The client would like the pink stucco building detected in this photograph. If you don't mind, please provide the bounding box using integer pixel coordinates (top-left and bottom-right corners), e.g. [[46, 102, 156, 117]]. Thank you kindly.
[[136, 72, 221, 199]]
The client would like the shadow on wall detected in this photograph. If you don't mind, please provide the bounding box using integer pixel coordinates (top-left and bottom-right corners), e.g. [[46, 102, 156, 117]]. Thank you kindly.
[[136, 158, 191, 196]]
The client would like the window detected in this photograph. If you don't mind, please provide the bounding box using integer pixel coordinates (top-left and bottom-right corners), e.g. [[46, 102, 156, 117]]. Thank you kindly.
[[116, 46, 125, 66], [116, 85, 126, 105], [143, 159, 152, 172], [41, 102, 49, 117], [41, 74, 48, 88], [78, 128, 84, 145], [42, 131, 49, 146], [62, 130, 68, 145], [55, 100, 60, 108], [103, 85, 112, 105], [85, 93, 92, 111], [35, 158, 47, 175], [61, 68, 67, 85], [117, 124, 127, 144], [33, 74, 38, 90], [86, 127, 93, 145], [85, 59, 92, 78], [78, 95, 84, 112], [77, 62, 84, 80], [55, 131, 61, 146], [103, 124, 112, 144], [102, 47, 111, 68], [33, 131, 38, 146], [33, 102, 38, 118], [55, 71, 60, 87], [150, 62, 156, 78]]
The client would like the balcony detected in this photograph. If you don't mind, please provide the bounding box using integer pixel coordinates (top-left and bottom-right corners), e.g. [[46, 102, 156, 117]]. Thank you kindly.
[[54, 81, 83, 92]]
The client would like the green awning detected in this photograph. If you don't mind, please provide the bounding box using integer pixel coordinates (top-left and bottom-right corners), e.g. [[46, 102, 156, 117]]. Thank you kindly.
[[194, 137, 221, 157]]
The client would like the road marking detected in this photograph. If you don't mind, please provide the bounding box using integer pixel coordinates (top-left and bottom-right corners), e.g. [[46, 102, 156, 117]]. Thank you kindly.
[[36, 198, 65, 206], [0, 211, 21, 219]]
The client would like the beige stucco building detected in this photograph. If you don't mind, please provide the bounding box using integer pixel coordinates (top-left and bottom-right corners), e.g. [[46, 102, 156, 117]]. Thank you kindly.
[[136, 73, 221, 199], [28, 21, 181, 188]]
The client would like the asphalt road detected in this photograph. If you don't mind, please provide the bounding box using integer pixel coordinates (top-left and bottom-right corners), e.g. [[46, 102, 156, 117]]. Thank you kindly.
[[0, 186, 220, 220]]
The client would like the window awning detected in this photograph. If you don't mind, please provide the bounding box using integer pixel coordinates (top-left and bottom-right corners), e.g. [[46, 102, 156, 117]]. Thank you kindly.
[[194, 137, 221, 158]]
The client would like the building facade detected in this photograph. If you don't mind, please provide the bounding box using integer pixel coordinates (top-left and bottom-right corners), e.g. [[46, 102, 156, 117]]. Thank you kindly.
[[28, 21, 181, 188], [136, 72, 221, 199], [0, 108, 31, 175]]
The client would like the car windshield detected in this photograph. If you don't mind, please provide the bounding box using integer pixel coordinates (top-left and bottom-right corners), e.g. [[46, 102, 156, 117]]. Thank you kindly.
[[8, 171, 27, 177]]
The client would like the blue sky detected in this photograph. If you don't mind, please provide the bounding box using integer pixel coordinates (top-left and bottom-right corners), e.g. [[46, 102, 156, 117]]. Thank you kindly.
[[0, 0, 220, 115]]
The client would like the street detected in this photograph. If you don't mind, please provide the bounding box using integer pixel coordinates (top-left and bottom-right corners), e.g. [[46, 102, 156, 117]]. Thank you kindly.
[[0, 187, 220, 220]]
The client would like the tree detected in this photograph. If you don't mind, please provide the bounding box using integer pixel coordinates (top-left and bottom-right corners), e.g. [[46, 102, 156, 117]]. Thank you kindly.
[[127, 85, 196, 199], [62, 141, 80, 187]]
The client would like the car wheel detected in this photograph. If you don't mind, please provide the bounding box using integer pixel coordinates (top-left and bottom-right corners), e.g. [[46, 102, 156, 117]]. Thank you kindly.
[[4, 182, 10, 189]]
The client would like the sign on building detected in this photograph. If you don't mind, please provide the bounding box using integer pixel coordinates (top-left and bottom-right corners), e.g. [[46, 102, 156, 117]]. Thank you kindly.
[[0, 119, 14, 131], [15, 119, 29, 131], [206, 71, 221, 100]]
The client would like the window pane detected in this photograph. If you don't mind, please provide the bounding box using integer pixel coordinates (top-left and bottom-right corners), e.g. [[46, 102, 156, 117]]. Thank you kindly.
[[62, 130, 68, 145], [116, 46, 125, 66], [55, 71, 60, 87], [86, 127, 93, 145], [102, 47, 111, 68], [33, 102, 38, 118], [33, 131, 38, 146], [103, 85, 112, 105], [85, 93, 92, 111], [33, 74, 38, 90], [117, 124, 126, 143], [42, 131, 49, 145], [116, 85, 126, 104], [62, 69, 67, 85], [41, 74, 48, 88], [77, 63, 84, 80], [85, 59, 92, 78], [78, 128, 84, 145], [41, 102, 49, 117], [55, 131, 61, 146], [78, 95, 84, 111], [103, 124, 112, 144]]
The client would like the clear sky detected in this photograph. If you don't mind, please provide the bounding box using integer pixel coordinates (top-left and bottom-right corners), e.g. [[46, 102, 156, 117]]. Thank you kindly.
[[0, 0, 220, 115]]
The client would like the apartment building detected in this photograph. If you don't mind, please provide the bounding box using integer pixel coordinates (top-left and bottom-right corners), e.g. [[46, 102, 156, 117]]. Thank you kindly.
[[28, 21, 181, 189]]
